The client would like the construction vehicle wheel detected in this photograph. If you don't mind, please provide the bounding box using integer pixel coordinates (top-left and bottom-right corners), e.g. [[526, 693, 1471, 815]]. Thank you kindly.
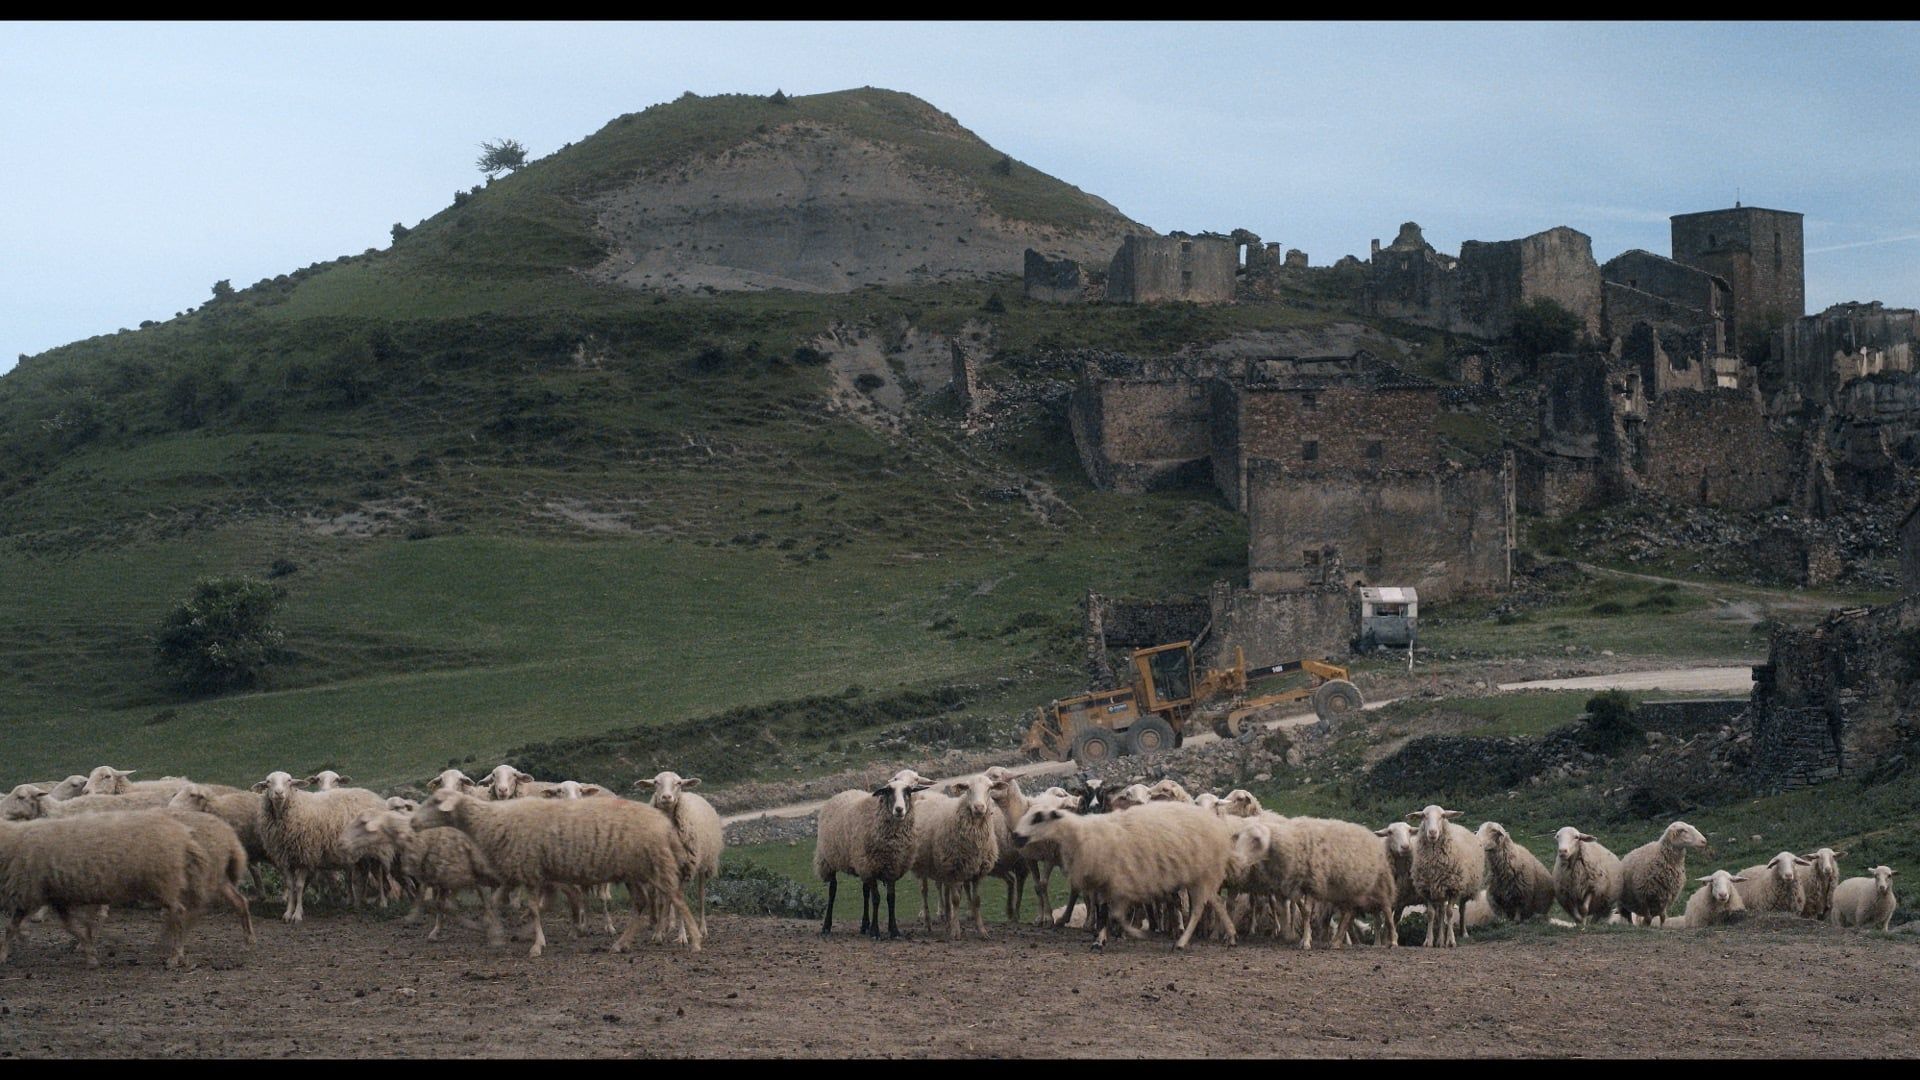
[[1070, 728, 1120, 766], [1312, 679, 1364, 724], [1125, 716, 1177, 757]]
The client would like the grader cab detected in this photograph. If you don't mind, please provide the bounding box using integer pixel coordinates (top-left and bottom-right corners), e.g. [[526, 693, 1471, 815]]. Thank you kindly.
[[1020, 641, 1363, 766]]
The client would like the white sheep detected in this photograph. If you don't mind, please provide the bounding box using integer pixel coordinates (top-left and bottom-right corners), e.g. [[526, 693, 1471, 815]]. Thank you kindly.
[[0, 785, 49, 822], [1552, 826, 1622, 927], [1374, 821, 1420, 923], [428, 769, 478, 794], [305, 770, 351, 791], [541, 781, 609, 800], [1617, 821, 1712, 928], [27, 776, 90, 801], [0, 811, 214, 968], [168, 784, 272, 897], [386, 797, 420, 813], [480, 764, 559, 801], [911, 774, 1001, 940], [79, 766, 196, 797], [1828, 865, 1898, 931], [531, 780, 619, 935], [251, 770, 385, 922], [1797, 847, 1846, 920], [1239, 813, 1399, 949], [38, 789, 182, 816], [1408, 805, 1486, 947], [163, 806, 257, 948], [1193, 793, 1221, 814], [1683, 870, 1748, 927], [1012, 800, 1234, 951], [634, 771, 722, 943], [1218, 789, 1263, 818], [353, 809, 504, 943], [812, 769, 935, 938], [1477, 821, 1555, 923], [411, 788, 699, 955], [989, 777, 1067, 925], [1145, 779, 1192, 803], [1733, 852, 1812, 914]]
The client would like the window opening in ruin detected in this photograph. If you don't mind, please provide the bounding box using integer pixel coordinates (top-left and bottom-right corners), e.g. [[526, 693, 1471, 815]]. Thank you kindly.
[[1365, 547, 1384, 570], [1708, 234, 1716, 248], [1301, 393, 1318, 411], [1303, 549, 1322, 567], [1302, 439, 1319, 461], [1181, 270, 1192, 289], [1366, 439, 1384, 460], [1774, 231, 1782, 270], [1180, 239, 1192, 253]]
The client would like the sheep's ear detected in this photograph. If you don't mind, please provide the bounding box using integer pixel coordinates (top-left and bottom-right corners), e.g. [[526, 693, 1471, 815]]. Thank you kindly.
[[336, 776, 352, 785], [458, 778, 475, 791], [1046, 809, 1064, 822], [1695, 875, 1715, 883], [1793, 856, 1812, 866], [943, 781, 967, 796], [1441, 809, 1462, 818], [251, 780, 269, 792], [361, 818, 381, 833], [871, 786, 891, 798], [1404, 812, 1422, 822], [515, 771, 533, 784], [680, 778, 700, 790], [908, 783, 932, 795], [579, 785, 605, 797], [1729, 875, 1747, 883], [1576, 833, 1596, 843], [634, 779, 656, 790], [1374, 828, 1391, 837], [541, 789, 565, 798], [1888, 870, 1899, 877]]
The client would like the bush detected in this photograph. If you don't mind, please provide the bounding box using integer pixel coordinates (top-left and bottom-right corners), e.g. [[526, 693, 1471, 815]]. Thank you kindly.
[[1577, 690, 1643, 754], [153, 577, 287, 696], [390, 222, 411, 244], [705, 860, 825, 919], [1510, 297, 1583, 363]]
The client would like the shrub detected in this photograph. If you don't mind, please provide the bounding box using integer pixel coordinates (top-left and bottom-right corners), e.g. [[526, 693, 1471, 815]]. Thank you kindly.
[[1510, 297, 1583, 364], [853, 373, 885, 392], [153, 577, 287, 697], [790, 345, 830, 366], [1577, 690, 1643, 754], [981, 292, 1007, 313], [704, 860, 825, 919], [991, 154, 1014, 177], [390, 222, 411, 244]]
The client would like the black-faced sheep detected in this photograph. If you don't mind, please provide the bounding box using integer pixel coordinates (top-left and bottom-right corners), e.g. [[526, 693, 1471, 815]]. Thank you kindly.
[[812, 769, 934, 938]]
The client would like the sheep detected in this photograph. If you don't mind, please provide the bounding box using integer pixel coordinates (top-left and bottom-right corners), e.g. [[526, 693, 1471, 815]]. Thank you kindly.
[[1108, 783, 1154, 812], [79, 766, 196, 798], [168, 785, 271, 897], [1012, 800, 1235, 951], [411, 788, 700, 955], [1734, 852, 1812, 915], [1145, 779, 1192, 803], [480, 764, 559, 801], [0, 785, 49, 822], [31, 776, 90, 801], [1218, 790, 1264, 818], [1616, 821, 1712, 928], [541, 781, 609, 800], [1684, 870, 1749, 927], [251, 771, 386, 922], [910, 774, 1001, 940], [369, 810, 504, 943], [1477, 821, 1555, 923], [428, 769, 478, 795], [1374, 821, 1420, 923], [162, 807, 256, 948], [0, 811, 214, 968], [1193, 793, 1221, 814], [1241, 813, 1398, 949], [812, 770, 935, 938], [1407, 805, 1485, 947], [1552, 826, 1622, 927], [1798, 847, 1846, 921], [634, 771, 723, 943], [37, 789, 181, 816], [989, 777, 1067, 925], [305, 770, 351, 791], [386, 797, 420, 813], [1829, 865, 1899, 931]]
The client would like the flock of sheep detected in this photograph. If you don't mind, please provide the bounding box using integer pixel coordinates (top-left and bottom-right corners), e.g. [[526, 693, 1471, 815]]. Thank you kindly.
[[813, 770, 1903, 950], [0, 763, 721, 967], [0, 761, 1901, 968]]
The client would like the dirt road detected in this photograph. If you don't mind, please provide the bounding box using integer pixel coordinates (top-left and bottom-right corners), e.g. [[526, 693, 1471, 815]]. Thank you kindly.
[[721, 666, 1756, 826], [1, 912, 1912, 1057]]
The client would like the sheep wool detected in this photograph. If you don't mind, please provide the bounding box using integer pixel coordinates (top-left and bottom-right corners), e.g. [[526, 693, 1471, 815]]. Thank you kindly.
[[1478, 821, 1556, 923], [636, 771, 723, 941], [1013, 800, 1234, 951], [1684, 870, 1748, 928], [0, 811, 213, 969], [1828, 866, 1898, 931], [911, 775, 1001, 940], [1798, 848, 1845, 921], [1616, 821, 1711, 928], [1409, 806, 1486, 947], [1552, 827, 1622, 927], [1733, 852, 1810, 915], [253, 771, 387, 922]]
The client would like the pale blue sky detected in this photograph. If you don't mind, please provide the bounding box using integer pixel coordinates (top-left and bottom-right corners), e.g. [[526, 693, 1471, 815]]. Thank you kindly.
[[5, 21, 1918, 374]]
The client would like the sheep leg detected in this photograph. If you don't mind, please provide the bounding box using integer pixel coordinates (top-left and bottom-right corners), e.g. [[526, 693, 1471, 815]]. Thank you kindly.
[[284, 869, 306, 923], [162, 902, 189, 969], [525, 889, 547, 958], [971, 880, 987, 939], [1057, 887, 1080, 929], [859, 880, 876, 938], [821, 874, 838, 935], [885, 879, 902, 939], [1032, 865, 1053, 926], [1332, 908, 1356, 950], [52, 905, 98, 968], [1206, 893, 1237, 947], [247, 863, 267, 898], [605, 883, 620, 937], [919, 877, 935, 934], [221, 881, 256, 947], [662, 883, 703, 953], [1, 907, 27, 963], [696, 875, 707, 939], [427, 894, 445, 942], [611, 885, 647, 953]]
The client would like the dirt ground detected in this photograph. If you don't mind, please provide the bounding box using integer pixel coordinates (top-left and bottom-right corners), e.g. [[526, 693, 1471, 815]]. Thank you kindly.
[[2, 909, 1916, 1058]]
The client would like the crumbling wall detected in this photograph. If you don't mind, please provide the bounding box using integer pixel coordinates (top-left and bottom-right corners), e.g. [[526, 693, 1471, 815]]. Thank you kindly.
[[1637, 389, 1792, 510], [1199, 580, 1353, 668], [1210, 380, 1440, 510], [1671, 206, 1806, 350], [1106, 232, 1237, 304], [1455, 226, 1603, 340], [1619, 321, 1710, 397], [1022, 248, 1084, 303], [1514, 446, 1616, 516], [1244, 453, 1514, 600], [1601, 250, 1732, 354], [1749, 596, 1920, 785], [1774, 301, 1919, 405], [1363, 222, 1457, 329], [1748, 525, 1842, 587], [1067, 373, 1215, 492], [1903, 503, 1920, 595]]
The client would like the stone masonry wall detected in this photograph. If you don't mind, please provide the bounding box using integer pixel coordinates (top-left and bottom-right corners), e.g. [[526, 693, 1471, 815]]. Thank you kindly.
[[1637, 388, 1792, 510], [1106, 233, 1237, 304], [1210, 382, 1441, 511]]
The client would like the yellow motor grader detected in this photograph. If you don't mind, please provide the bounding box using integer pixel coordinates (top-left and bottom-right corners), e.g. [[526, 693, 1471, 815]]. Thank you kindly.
[[1020, 640, 1363, 766]]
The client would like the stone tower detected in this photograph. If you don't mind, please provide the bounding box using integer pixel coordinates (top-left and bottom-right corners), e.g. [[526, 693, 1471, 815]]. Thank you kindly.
[[1670, 206, 1805, 354]]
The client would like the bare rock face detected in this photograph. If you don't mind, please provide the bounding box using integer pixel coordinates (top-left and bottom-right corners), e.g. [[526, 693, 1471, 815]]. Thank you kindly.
[[586, 121, 1137, 294]]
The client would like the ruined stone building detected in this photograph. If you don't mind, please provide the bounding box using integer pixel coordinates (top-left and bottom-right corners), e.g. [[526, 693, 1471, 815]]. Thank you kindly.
[[1670, 205, 1805, 352], [1105, 232, 1238, 304], [1362, 223, 1458, 327], [1022, 248, 1085, 303], [1747, 596, 1920, 788], [1600, 249, 1733, 362]]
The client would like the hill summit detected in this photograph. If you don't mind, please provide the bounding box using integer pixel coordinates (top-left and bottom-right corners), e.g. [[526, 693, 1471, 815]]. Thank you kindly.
[[569, 88, 1145, 292]]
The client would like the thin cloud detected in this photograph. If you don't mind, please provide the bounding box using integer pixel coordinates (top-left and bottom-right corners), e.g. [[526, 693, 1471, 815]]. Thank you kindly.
[[1808, 234, 1920, 255]]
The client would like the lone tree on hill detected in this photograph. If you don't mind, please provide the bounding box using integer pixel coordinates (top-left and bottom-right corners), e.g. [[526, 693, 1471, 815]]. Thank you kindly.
[[475, 137, 529, 178], [153, 577, 287, 697]]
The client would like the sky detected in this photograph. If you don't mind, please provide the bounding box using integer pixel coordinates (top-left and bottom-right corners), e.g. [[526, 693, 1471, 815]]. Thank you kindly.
[[4, 21, 1918, 375]]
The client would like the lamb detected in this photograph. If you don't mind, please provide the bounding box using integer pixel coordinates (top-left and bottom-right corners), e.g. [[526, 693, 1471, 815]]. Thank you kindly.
[[1734, 852, 1812, 915], [480, 764, 559, 801], [1407, 805, 1486, 947], [1012, 800, 1235, 951], [1145, 779, 1192, 803], [367, 810, 504, 943], [813, 769, 935, 938], [1828, 865, 1898, 931], [1797, 847, 1846, 921], [1374, 821, 1419, 922], [910, 774, 1001, 940], [1683, 870, 1748, 927], [251, 770, 386, 922], [0, 811, 214, 968], [634, 771, 722, 942], [1241, 813, 1399, 949], [1616, 821, 1712, 928], [1552, 826, 1622, 927], [168, 785, 271, 897], [411, 788, 700, 955], [1477, 821, 1555, 923]]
